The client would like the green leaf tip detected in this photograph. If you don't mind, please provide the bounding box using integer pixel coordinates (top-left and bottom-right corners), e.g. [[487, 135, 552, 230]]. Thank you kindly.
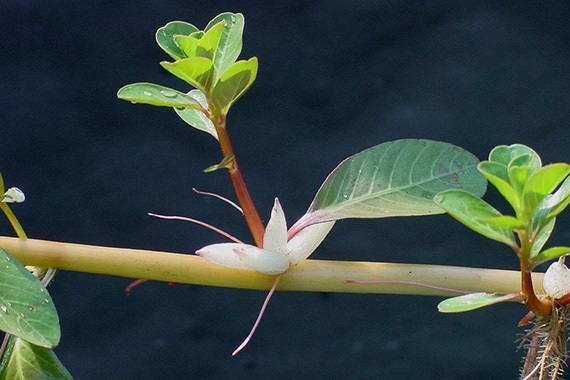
[[438, 292, 522, 313]]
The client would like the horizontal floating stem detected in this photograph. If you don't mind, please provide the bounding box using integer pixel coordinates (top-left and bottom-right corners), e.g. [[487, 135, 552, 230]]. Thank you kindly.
[[0, 237, 541, 297]]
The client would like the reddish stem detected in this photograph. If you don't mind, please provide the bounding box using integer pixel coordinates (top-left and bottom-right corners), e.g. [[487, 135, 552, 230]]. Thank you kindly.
[[214, 116, 265, 247]]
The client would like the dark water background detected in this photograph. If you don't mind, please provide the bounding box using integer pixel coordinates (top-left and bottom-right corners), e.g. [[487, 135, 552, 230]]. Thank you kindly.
[[1, 1, 569, 379]]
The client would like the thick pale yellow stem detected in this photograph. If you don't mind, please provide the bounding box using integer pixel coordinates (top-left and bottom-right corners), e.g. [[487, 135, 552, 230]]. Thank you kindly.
[[0, 236, 542, 296]]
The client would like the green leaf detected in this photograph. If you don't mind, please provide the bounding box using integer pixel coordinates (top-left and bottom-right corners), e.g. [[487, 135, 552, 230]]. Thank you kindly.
[[477, 161, 519, 210], [523, 163, 570, 213], [0, 249, 59, 348], [205, 13, 244, 82], [0, 174, 5, 195], [174, 89, 218, 139], [117, 83, 203, 109], [438, 292, 522, 313], [434, 189, 517, 247], [508, 154, 537, 198], [532, 246, 570, 266], [211, 58, 258, 115], [479, 215, 526, 230], [0, 337, 72, 380], [298, 140, 485, 226], [203, 154, 235, 173], [530, 217, 555, 260], [175, 21, 225, 61], [160, 57, 214, 93], [155, 21, 199, 60]]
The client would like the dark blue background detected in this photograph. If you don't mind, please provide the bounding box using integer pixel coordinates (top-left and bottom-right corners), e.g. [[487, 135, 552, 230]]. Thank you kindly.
[[1, 1, 568, 379]]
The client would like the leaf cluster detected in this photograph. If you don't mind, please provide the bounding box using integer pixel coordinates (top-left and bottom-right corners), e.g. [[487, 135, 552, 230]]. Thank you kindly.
[[117, 13, 257, 139], [436, 144, 570, 312]]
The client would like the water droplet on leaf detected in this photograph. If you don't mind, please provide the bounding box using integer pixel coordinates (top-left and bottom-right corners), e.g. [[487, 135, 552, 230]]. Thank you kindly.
[[160, 90, 177, 98], [143, 91, 153, 96]]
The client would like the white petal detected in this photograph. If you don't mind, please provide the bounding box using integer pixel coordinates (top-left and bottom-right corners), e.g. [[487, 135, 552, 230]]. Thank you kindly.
[[196, 243, 251, 270], [263, 198, 287, 254], [543, 259, 570, 299], [233, 245, 290, 275], [286, 221, 335, 264]]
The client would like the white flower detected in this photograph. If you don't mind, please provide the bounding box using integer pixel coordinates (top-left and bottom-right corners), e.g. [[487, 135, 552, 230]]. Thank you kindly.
[[196, 198, 334, 275]]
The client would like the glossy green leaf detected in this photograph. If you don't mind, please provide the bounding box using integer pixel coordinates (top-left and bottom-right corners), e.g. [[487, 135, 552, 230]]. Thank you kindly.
[[479, 215, 526, 230], [205, 12, 244, 82], [477, 162, 519, 210], [523, 163, 570, 212], [0, 249, 59, 348], [211, 58, 258, 114], [434, 189, 517, 247], [532, 246, 570, 267], [0, 337, 72, 380], [117, 83, 203, 109], [530, 217, 555, 259], [160, 57, 214, 93], [297, 140, 485, 227], [155, 21, 199, 60], [173, 90, 218, 139], [438, 292, 522, 313]]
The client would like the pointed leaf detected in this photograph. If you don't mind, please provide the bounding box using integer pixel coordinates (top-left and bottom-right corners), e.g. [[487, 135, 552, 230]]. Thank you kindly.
[[205, 13, 244, 82], [0, 337, 72, 380], [438, 292, 522, 313], [203, 154, 234, 173], [117, 83, 203, 109], [477, 161, 519, 210], [174, 89, 217, 139], [479, 215, 526, 230], [532, 246, 570, 267], [155, 21, 199, 60], [434, 189, 517, 247], [160, 57, 214, 93], [302, 140, 486, 224], [523, 163, 570, 212], [211, 58, 258, 114], [0, 249, 59, 348]]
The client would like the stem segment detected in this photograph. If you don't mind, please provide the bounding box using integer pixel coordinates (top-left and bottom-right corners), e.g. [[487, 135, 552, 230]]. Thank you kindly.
[[213, 116, 265, 247], [0, 237, 543, 297]]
